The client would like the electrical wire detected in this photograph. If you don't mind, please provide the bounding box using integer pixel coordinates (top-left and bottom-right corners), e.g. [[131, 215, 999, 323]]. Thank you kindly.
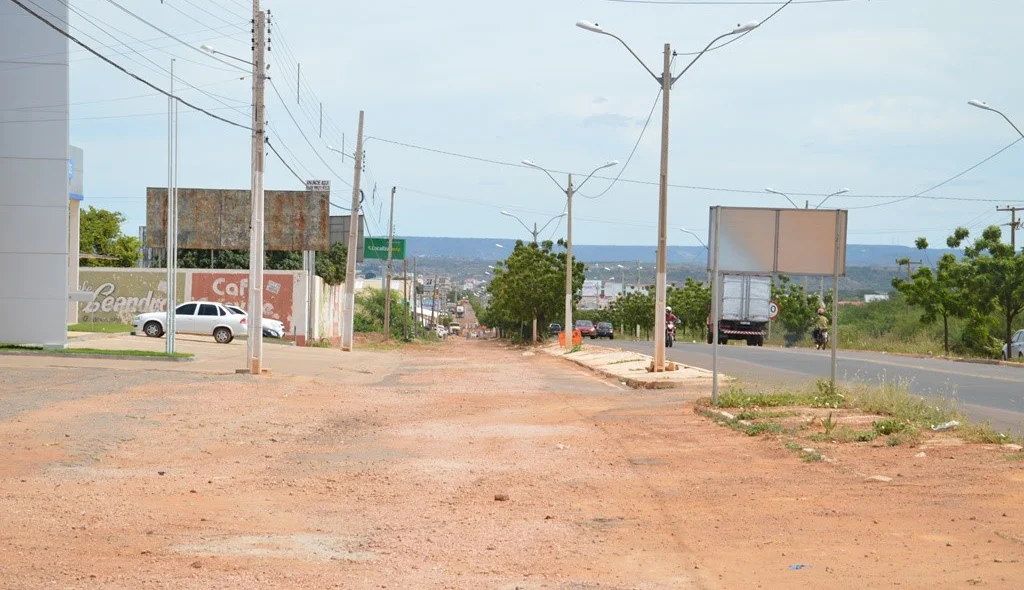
[[268, 79, 352, 187], [578, 59, 671, 199], [594, 0, 863, 5], [8, 0, 251, 131], [0, 75, 248, 112], [98, 0, 249, 72], [265, 138, 307, 187], [848, 137, 1024, 210], [671, 0, 793, 57]]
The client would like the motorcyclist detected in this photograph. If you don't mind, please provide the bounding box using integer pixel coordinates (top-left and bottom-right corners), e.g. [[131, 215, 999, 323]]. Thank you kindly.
[[666, 306, 679, 328], [813, 308, 829, 344]]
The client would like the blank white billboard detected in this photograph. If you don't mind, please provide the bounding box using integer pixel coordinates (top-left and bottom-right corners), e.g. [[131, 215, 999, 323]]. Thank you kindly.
[[707, 207, 848, 276]]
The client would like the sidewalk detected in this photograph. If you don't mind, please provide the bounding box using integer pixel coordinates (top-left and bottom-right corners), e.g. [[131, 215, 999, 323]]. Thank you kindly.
[[539, 341, 717, 389]]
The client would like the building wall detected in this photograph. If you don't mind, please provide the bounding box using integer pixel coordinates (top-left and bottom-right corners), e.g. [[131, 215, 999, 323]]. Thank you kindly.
[[0, 1, 70, 346]]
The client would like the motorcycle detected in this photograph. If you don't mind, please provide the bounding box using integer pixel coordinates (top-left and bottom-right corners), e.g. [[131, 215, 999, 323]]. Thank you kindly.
[[666, 322, 676, 348], [814, 328, 829, 350]]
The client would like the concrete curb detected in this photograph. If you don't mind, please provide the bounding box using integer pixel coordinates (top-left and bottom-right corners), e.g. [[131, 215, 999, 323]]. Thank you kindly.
[[0, 350, 195, 363], [559, 354, 679, 390]]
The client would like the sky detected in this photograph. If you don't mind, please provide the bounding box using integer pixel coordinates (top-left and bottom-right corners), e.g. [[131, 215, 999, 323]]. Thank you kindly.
[[22, 0, 1024, 248]]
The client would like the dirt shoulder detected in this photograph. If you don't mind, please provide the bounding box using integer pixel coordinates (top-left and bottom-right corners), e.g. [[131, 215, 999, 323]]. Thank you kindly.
[[0, 339, 1021, 589]]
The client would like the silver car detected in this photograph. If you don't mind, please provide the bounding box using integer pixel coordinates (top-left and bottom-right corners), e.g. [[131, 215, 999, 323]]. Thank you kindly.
[[133, 301, 248, 344], [225, 305, 286, 339], [1002, 329, 1024, 361]]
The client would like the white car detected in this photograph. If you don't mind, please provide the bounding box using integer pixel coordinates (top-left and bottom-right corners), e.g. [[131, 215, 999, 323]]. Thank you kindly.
[[1002, 329, 1024, 360], [224, 305, 286, 339], [133, 301, 248, 344]]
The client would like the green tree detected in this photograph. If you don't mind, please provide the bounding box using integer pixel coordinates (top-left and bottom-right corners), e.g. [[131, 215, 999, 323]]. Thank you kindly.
[[892, 237, 966, 354], [174, 243, 347, 285], [771, 276, 817, 346], [949, 225, 1024, 357], [483, 239, 585, 342], [668, 278, 711, 338], [608, 288, 655, 339], [79, 206, 141, 267]]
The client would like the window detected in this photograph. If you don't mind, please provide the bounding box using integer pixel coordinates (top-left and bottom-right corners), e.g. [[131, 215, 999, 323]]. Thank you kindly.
[[198, 304, 219, 316], [175, 303, 197, 315], [228, 306, 245, 315]]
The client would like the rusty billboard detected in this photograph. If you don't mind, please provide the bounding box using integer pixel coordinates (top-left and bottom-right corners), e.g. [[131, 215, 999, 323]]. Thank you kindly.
[[145, 187, 330, 251]]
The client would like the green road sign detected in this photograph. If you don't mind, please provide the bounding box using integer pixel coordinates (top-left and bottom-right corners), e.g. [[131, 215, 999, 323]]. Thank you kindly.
[[363, 237, 406, 260]]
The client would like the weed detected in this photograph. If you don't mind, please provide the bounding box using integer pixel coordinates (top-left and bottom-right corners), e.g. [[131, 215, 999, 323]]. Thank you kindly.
[[565, 344, 583, 354], [784, 440, 802, 452], [744, 422, 785, 437], [801, 451, 825, 463], [1003, 452, 1024, 462], [872, 418, 908, 436], [822, 412, 836, 436]]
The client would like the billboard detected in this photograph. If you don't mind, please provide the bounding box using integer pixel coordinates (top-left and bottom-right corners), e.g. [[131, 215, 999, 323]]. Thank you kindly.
[[363, 237, 406, 260], [145, 187, 330, 251], [707, 207, 848, 276]]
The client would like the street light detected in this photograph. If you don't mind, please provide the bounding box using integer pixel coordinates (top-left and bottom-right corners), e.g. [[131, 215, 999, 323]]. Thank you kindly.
[[968, 99, 1024, 138], [326, 145, 347, 161], [766, 187, 850, 209], [522, 158, 618, 350], [764, 187, 800, 209], [680, 228, 711, 285], [495, 243, 504, 249], [500, 210, 566, 243], [199, 43, 253, 66], [814, 188, 850, 209], [578, 18, 760, 371]]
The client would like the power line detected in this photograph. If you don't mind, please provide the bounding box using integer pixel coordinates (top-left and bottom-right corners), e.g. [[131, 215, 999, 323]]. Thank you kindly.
[[848, 137, 1024, 210], [0, 75, 248, 112], [672, 0, 794, 57], [368, 136, 1024, 204], [8, 0, 251, 131], [268, 79, 352, 187], [265, 138, 307, 187], [98, 0, 249, 73], [593, 0, 869, 5]]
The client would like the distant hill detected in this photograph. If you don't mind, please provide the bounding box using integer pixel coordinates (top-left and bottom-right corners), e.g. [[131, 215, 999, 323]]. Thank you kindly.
[[400, 236, 958, 268]]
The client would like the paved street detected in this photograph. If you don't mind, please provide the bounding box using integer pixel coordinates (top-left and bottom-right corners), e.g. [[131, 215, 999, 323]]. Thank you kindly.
[[616, 340, 1024, 434]]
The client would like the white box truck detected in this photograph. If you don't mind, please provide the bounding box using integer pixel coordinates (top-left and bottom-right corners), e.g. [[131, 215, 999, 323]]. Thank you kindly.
[[707, 275, 771, 346]]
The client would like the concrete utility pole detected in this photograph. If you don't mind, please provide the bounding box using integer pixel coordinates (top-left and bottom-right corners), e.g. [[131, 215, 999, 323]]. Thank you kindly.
[[245, 4, 267, 374], [565, 174, 574, 350], [997, 206, 1022, 252], [412, 257, 418, 338], [402, 258, 408, 340], [342, 110, 365, 351], [165, 58, 178, 355], [383, 186, 396, 341]]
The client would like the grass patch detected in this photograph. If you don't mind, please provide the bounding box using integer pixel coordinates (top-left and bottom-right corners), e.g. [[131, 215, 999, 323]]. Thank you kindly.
[[0, 344, 191, 359], [608, 357, 646, 365], [736, 409, 797, 421], [1003, 452, 1024, 462], [68, 322, 133, 333]]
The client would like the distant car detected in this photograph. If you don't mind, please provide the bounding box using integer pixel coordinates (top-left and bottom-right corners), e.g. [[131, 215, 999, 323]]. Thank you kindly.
[[224, 305, 286, 339], [435, 325, 448, 338], [133, 301, 247, 344], [595, 322, 614, 340], [1002, 329, 1024, 360], [574, 320, 596, 339], [448, 323, 461, 335], [549, 323, 562, 337]]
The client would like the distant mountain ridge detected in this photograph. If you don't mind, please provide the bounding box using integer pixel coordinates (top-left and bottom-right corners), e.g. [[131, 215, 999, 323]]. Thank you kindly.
[[400, 236, 957, 268]]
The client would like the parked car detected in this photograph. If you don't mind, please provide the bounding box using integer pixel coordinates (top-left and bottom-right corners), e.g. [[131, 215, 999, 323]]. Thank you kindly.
[[574, 319, 596, 338], [448, 323, 462, 335], [133, 301, 247, 344], [548, 323, 562, 337], [595, 321, 614, 340], [224, 305, 286, 339], [1002, 329, 1024, 360], [434, 325, 448, 338]]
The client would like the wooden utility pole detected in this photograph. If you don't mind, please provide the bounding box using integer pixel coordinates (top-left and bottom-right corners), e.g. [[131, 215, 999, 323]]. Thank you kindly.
[[997, 206, 1022, 251], [382, 186, 396, 341], [897, 258, 923, 281]]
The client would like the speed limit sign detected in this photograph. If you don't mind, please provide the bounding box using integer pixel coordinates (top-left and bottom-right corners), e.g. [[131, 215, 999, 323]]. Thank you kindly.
[[769, 301, 780, 320]]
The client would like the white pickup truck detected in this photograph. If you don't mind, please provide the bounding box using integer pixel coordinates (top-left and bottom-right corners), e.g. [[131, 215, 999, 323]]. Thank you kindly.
[[447, 323, 462, 335]]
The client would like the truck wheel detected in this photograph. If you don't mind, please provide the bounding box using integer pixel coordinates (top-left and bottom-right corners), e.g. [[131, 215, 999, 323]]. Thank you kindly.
[[757, 335, 765, 347], [143, 321, 164, 338]]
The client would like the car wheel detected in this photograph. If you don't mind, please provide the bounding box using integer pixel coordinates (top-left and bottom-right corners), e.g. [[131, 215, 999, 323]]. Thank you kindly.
[[609, 335, 614, 340], [143, 321, 164, 338], [213, 327, 233, 344]]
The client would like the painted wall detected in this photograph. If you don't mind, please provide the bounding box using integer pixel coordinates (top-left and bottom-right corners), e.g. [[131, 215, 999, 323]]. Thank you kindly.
[[0, 1, 70, 346]]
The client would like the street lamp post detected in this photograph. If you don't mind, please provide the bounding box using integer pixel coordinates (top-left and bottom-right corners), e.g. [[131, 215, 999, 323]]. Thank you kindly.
[[523, 159, 618, 350], [680, 227, 710, 285], [500, 210, 566, 244], [968, 100, 1024, 138], [766, 187, 849, 209], [577, 18, 759, 371]]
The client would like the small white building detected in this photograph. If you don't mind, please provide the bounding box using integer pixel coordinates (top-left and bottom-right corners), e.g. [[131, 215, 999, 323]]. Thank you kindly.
[[865, 293, 890, 303]]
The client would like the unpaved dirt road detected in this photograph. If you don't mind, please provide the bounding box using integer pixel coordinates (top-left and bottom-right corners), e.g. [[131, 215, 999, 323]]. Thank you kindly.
[[1, 339, 1022, 589]]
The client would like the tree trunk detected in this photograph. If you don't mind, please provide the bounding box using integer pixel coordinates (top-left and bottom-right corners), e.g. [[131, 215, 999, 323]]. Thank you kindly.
[[942, 313, 949, 355], [1007, 311, 1015, 360]]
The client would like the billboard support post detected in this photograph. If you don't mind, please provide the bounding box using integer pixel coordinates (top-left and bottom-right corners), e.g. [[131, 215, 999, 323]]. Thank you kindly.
[[711, 207, 721, 405], [831, 210, 841, 387]]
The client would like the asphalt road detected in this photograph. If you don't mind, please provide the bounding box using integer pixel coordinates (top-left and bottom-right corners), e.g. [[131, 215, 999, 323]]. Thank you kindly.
[[614, 340, 1024, 434]]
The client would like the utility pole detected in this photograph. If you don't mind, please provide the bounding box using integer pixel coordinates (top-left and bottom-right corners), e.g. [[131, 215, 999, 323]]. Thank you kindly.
[[897, 258, 923, 281], [411, 257, 415, 335], [564, 174, 574, 351], [652, 43, 672, 373], [997, 206, 1022, 251], [166, 58, 178, 355], [402, 258, 408, 341], [245, 4, 267, 374], [383, 186, 396, 341], [341, 111, 365, 351], [431, 276, 438, 328]]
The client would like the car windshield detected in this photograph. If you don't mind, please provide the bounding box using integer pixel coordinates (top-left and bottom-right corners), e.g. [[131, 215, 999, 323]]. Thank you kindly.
[[575, 321, 593, 327], [598, 323, 612, 328]]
